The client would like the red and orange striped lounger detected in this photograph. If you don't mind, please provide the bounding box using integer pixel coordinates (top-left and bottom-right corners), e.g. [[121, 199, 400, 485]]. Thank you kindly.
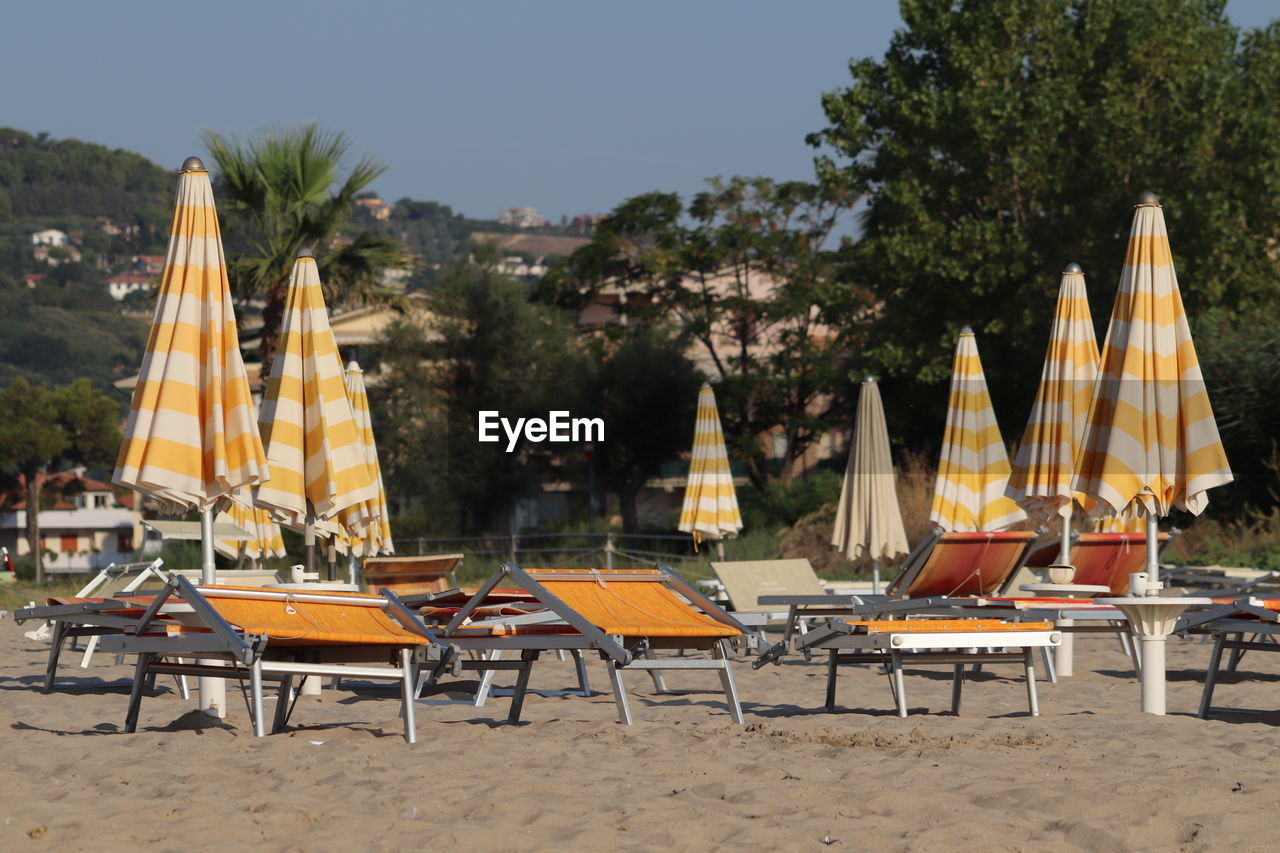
[[792, 618, 1061, 718], [97, 576, 452, 742], [437, 564, 749, 725]]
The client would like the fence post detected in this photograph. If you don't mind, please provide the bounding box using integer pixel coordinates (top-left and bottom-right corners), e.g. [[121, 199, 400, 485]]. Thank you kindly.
[[418, 538, 425, 555], [509, 533, 518, 563], [605, 532, 614, 570]]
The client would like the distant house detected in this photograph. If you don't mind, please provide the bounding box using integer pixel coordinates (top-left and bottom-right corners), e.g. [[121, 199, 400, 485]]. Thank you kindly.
[[32, 243, 81, 266], [134, 254, 166, 275], [104, 272, 154, 301], [355, 198, 392, 220], [23, 273, 46, 288], [569, 214, 605, 235], [30, 228, 68, 247], [495, 207, 547, 228], [0, 470, 143, 572]]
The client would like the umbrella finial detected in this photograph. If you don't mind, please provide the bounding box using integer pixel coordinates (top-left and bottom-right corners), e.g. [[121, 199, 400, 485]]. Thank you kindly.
[[863, 374, 877, 384], [1136, 191, 1160, 207], [959, 325, 974, 335], [1063, 262, 1083, 275], [179, 156, 207, 173], [295, 246, 315, 260]]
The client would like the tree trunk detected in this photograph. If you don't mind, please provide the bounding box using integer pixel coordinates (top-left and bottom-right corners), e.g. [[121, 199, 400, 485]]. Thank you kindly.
[[24, 471, 43, 584], [256, 274, 289, 385]]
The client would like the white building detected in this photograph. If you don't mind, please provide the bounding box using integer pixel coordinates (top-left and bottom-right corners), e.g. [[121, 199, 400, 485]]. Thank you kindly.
[[105, 272, 154, 301], [0, 470, 143, 572], [30, 228, 69, 247], [495, 207, 547, 228]]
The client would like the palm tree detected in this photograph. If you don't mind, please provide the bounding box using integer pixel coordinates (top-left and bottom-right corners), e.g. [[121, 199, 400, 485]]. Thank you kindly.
[[202, 124, 403, 372]]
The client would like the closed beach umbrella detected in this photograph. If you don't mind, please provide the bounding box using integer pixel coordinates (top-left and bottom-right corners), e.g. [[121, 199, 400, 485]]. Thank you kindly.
[[1006, 263, 1101, 561], [215, 487, 286, 562], [831, 377, 908, 592], [335, 361, 394, 559], [255, 250, 377, 573], [1072, 195, 1233, 525], [678, 382, 743, 552], [930, 328, 1027, 532], [112, 156, 269, 717], [1072, 192, 1232, 714]]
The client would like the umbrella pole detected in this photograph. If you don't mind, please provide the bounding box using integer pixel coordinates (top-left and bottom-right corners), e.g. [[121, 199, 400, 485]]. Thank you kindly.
[[1146, 513, 1159, 595], [1058, 503, 1073, 565], [304, 507, 316, 577], [198, 506, 226, 717], [871, 558, 880, 595], [326, 539, 337, 582]]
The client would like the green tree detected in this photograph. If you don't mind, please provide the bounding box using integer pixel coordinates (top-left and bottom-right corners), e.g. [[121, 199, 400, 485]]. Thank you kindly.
[[809, 0, 1280, 445], [547, 178, 854, 488], [202, 124, 403, 372], [0, 378, 120, 582]]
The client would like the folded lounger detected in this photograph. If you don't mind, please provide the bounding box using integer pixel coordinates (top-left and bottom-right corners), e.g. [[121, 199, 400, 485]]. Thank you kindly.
[[98, 576, 453, 743], [708, 558, 835, 641], [437, 564, 749, 725], [361, 553, 464, 597], [792, 618, 1061, 717], [1175, 597, 1280, 719]]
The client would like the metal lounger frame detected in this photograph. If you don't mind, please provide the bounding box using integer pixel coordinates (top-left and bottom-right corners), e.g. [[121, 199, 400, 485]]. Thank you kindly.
[[435, 562, 748, 725], [97, 576, 452, 743], [793, 621, 1061, 718]]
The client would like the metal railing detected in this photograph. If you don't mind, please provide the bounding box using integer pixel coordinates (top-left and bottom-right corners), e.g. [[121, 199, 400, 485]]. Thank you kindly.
[[391, 531, 704, 570]]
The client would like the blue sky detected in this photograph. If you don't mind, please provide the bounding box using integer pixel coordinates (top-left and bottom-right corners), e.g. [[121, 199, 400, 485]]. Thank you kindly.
[[3, 1, 1276, 222]]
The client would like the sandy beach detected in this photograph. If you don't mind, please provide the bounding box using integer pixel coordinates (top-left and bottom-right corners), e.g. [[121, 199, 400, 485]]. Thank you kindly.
[[1, 619, 1274, 852]]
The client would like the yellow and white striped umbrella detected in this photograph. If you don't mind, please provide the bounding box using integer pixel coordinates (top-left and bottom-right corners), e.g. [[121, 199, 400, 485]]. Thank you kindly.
[[1072, 194, 1233, 519], [1093, 505, 1146, 533], [113, 157, 268, 513], [1006, 264, 1100, 520], [930, 328, 1027, 532], [214, 487, 286, 560], [255, 252, 378, 533], [678, 382, 743, 540], [334, 361, 394, 557]]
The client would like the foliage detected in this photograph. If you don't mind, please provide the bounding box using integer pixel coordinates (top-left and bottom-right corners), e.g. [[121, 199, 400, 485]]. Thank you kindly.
[[373, 240, 591, 533], [202, 123, 404, 369], [545, 176, 857, 488], [0, 378, 121, 581], [739, 468, 844, 534], [810, 0, 1280, 447]]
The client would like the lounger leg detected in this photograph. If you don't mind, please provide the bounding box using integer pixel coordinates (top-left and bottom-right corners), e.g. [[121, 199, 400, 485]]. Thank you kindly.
[[715, 641, 745, 725], [401, 648, 419, 744], [1227, 636, 1247, 672], [1199, 633, 1227, 719], [891, 652, 908, 717], [124, 653, 153, 733], [272, 675, 294, 733], [507, 650, 539, 724], [1024, 649, 1040, 717], [825, 650, 839, 711], [607, 664, 633, 726], [645, 649, 668, 694], [43, 621, 69, 692], [250, 661, 267, 738], [1041, 646, 1057, 684], [951, 664, 964, 714], [784, 606, 799, 645], [77, 633, 100, 669], [474, 649, 500, 707], [570, 649, 591, 696]]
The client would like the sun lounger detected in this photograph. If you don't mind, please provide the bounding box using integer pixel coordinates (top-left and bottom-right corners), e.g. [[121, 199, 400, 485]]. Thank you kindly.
[[790, 618, 1060, 717], [709, 558, 840, 641], [361, 553, 463, 597], [1174, 597, 1280, 719], [434, 564, 749, 725], [96, 577, 453, 742]]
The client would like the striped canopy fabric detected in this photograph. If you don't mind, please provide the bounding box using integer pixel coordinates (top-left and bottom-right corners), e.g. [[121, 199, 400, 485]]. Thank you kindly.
[[1072, 196, 1233, 519], [1094, 506, 1146, 533], [113, 159, 269, 513], [215, 487, 286, 561], [832, 377, 909, 561], [335, 361, 394, 557], [1006, 265, 1100, 520], [255, 255, 378, 533], [930, 329, 1027, 532], [678, 383, 743, 540]]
